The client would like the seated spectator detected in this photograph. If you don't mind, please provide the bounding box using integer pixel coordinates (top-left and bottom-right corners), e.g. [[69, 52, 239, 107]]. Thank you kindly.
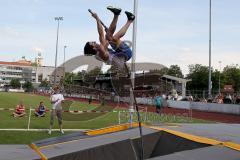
[[12, 101, 26, 117], [217, 95, 223, 104], [207, 98, 213, 103], [201, 98, 207, 103], [35, 101, 46, 117], [235, 96, 240, 104], [188, 95, 193, 101]]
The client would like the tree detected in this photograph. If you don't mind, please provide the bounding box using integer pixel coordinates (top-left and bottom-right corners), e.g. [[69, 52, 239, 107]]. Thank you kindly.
[[10, 79, 21, 89], [186, 64, 209, 90], [84, 67, 103, 82], [167, 65, 183, 78], [107, 65, 129, 77], [211, 69, 222, 91], [64, 72, 75, 85], [23, 81, 33, 92], [222, 65, 240, 92], [87, 67, 102, 76], [39, 79, 50, 87]]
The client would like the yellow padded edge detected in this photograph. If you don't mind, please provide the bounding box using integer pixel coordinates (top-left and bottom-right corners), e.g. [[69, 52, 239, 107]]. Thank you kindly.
[[39, 123, 142, 149], [150, 126, 240, 152], [224, 142, 240, 151], [30, 143, 48, 160], [150, 126, 222, 146], [86, 123, 139, 136]]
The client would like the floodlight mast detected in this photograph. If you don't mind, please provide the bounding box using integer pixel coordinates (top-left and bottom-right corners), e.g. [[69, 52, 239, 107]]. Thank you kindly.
[[130, 0, 144, 159], [208, 0, 212, 98], [130, 0, 138, 128], [53, 17, 63, 86]]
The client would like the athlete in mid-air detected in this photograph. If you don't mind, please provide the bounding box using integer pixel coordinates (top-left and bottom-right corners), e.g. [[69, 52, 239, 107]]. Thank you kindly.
[[84, 6, 135, 68]]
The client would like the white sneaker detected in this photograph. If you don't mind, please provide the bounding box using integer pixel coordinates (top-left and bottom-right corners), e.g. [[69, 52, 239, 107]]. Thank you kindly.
[[60, 130, 64, 134], [48, 129, 52, 135]]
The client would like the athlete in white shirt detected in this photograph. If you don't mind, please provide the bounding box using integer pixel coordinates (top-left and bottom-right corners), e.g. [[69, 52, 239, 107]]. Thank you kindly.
[[49, 86, 65, 135]]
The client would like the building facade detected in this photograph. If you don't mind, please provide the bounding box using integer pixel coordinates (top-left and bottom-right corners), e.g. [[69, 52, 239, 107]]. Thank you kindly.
[[0, 60, 63, 87]]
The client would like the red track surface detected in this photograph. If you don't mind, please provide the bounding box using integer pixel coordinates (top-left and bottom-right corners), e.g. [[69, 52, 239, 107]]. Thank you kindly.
[[111, 102, 240, 123]]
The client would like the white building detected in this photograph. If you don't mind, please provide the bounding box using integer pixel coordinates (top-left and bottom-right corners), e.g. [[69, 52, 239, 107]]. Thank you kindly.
[[0, 59, 63, 87]]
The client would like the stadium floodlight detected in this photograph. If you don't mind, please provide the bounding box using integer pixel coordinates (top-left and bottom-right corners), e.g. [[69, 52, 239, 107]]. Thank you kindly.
[[55, 17, 63, 21], [208, 0, 212, 98], [53, 17, 64, 85]]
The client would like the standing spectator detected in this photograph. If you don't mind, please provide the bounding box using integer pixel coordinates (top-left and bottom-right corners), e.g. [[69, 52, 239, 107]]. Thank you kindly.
[[111, 91, 115, 102], [49, 86, 65, 135], [154, 94, 162, 114], [35, 101, 46, 117], [162, 93, 166, 100], [12, 101, 26, 117], [100, 93, 105, 106], [88, 95, 92, 104]]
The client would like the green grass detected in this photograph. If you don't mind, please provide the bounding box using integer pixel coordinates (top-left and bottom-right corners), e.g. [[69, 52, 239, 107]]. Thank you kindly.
[[0, 131, 72, 144], [0, 92, 211, 144], [0, 92, 119, 129]]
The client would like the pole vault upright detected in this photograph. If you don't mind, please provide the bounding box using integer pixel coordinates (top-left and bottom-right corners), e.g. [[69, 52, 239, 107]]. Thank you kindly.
[[129, 0, 138, 127]]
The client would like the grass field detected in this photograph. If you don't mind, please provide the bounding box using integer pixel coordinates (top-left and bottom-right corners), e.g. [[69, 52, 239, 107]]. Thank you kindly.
[[0, 92, 120, 129], [0, 92, 210, 144]]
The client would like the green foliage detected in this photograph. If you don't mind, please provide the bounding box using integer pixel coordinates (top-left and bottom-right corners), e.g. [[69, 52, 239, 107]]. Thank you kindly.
[[64, 69, 97, 86], [10, 79, 21, 88], [87, 67, 102, 76], [84, 67, 102, 83], [222, 65, 240, 91], [149, 65, 183, 78], [167, 65, 183, 78], [186, 64, 209, 90], [186, 64, 240, 92], [39, 79, 49, 87], [211, 69, 222, 90], [107, 65, 129, 77], [64, 72, 75, 85], [23, 81, 33, 92]]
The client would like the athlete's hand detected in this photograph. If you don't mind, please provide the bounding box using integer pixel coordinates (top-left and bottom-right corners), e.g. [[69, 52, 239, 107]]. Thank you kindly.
[[91, 12, 99, 20]]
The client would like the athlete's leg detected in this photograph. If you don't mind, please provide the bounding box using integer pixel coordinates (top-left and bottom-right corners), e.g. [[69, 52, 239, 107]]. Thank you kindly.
[[113, 20, 132, 40], [113, 11, 135, 40], [108, 15, 119, 36], [106, 6, 121, 41]]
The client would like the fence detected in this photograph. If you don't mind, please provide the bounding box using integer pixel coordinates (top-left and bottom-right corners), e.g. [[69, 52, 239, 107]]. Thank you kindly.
[[118, 106, 193, 124]]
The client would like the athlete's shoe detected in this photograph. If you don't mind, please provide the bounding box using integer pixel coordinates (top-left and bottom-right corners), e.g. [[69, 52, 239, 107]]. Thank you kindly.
[[48, 129, 52, 135], [60, 130, 64, 134], [125, 11, 135, 21], [107, 6, 122, 15]]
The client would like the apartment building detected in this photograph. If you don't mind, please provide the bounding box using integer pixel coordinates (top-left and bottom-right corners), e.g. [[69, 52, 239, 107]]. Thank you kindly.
[[0, 59, 63, 87]]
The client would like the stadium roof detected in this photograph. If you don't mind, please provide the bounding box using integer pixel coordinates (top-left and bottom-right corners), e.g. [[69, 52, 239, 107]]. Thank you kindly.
[[60, 55, 166, 72]]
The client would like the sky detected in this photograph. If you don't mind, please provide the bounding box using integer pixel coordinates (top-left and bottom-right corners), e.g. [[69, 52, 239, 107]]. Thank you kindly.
[[0, 0, 240, 75]]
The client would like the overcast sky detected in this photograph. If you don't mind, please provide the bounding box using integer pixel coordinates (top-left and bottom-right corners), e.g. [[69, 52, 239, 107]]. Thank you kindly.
[[0, 0, 240, 75]]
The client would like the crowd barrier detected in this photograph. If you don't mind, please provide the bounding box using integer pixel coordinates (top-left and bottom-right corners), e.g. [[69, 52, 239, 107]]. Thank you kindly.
[[167, 100, 240, 115], [114, 96, 240, 115]]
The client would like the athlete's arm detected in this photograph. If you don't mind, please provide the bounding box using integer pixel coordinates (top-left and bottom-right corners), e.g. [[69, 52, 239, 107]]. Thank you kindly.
[[92, 13, 107, 47], [92, 13, 109, 61]]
